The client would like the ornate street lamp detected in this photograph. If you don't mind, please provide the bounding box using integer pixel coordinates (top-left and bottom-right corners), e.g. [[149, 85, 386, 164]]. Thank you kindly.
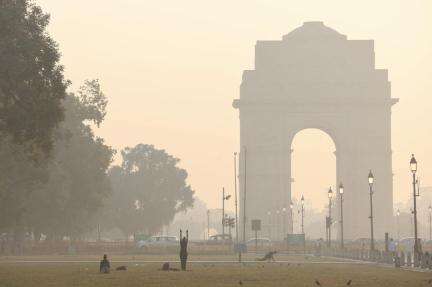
[[282, 207, 287, 241], [428, 205, 432, 241], [290, 201, 294, 234], [267, 211, 272, 238], [410, 154, 419, 263], [396, 208, 400, 242], [328, 187, 333, 248], [339, 183, 344, 249], [301, 195, 305, 253], [276, 209, 280, 240], [368, 170, 375, 251], [301, 195, 305, 235], [234, 152, 241, 263]]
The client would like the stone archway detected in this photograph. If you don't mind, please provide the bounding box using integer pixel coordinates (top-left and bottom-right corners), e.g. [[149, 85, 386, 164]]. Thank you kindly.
[[233, 22, 398, 240]]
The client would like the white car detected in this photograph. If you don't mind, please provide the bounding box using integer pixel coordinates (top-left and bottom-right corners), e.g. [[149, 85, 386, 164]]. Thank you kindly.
[[246, 238, 272, 246], [137, 236, 178, 249]]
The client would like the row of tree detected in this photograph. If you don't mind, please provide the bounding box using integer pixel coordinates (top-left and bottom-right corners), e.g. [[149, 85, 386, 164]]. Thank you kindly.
[[0, 1, 194, 250]]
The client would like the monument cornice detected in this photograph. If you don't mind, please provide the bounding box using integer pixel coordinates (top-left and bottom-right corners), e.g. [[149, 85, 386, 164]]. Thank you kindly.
[[232, 98, 398, 109]]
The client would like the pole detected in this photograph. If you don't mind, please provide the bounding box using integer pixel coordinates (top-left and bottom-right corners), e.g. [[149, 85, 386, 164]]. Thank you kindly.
[[97, 223, 101, 242], [255, 230, 258, 253], [283, 209, 286, 243], [369, 184, 375, 251], [340, 193, 344, 249], [291, 206, 294, 234], [301, 205, 304, 235], [429, 210, 431, 241], [301, 203, 305, 254], [234, 152, 240, 262], [412, 173, 418, 260], [222, 187, 225, 236], [326, 216, 329, 247], [243, 146, 247, 244], [328, 197, 332, 248], [207, 210, 210, 240], [268, 212, 271, 238], [276, 211, 280, 241], [396, 212, 400, 243]]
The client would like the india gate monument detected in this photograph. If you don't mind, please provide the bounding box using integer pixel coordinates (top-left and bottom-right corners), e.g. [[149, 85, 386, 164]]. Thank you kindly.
[[233, 22, 398, 240]]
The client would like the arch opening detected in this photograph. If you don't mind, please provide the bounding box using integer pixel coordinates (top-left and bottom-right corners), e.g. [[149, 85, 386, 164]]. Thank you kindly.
[[290, 128, 336, 238]]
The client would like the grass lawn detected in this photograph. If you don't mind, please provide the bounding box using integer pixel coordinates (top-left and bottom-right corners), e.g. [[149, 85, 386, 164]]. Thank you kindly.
[[0, 259, 430, 287]]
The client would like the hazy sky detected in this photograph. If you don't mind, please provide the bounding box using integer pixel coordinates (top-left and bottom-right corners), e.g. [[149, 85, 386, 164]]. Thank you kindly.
[[37, 0, 432, 211]]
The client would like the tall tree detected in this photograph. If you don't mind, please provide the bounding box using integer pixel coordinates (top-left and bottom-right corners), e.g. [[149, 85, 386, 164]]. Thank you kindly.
[[0, 138, 47, 246], [0, 80, 114, 245], [0, 0, 68, 157], [101, 145, 195, 237], [27, 80, 114, 239]]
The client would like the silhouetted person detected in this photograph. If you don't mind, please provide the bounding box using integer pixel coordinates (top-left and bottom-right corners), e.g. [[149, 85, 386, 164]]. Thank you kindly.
[[100, 254, 110, 273], [257, 251, 277, 262], [179, 229, 189, 271]]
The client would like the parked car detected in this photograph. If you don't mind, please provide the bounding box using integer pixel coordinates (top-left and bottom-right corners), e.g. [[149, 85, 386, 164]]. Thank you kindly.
[[353, 238, 371, 248], [399, 237, 422, 252], [246, 238, 272, 247], [207, 234, 232, 244], [137, 236, 178, 249]]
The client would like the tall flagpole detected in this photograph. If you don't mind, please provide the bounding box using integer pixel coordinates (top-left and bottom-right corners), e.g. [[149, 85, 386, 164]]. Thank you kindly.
[[243, 146, 247, 245]]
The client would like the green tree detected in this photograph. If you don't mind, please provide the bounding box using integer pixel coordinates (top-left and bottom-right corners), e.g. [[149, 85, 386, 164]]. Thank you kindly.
[[0, 80, 114, 246], [101, 144, 194, 237], [0, 0, 68, 157], [0, 138, 48, 247], [28, 80, 114, 239]]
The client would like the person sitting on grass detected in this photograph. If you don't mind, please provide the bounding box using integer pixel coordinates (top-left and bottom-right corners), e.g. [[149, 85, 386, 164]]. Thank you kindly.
[[100, 254, 110, 273]]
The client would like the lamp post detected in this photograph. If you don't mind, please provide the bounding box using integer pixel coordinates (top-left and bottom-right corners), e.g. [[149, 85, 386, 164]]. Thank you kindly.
[[410, 154, 419, 261], [396, 208, 400, 243], [301, 195, 305, 253], [368, 170, 375, 251], [301, 195, 305, 235], [267, 211, 272, 239], [339, 183, 344, 249], [282, 207, 287, 240], [234, 152, 240, 262], [429, 205, 432, 241], [243, 146, 247, 246], [207, 209, 210, 239], [290, 201, 294, 234], [328, 187, 333, 248], [276, 209, 280, 240]]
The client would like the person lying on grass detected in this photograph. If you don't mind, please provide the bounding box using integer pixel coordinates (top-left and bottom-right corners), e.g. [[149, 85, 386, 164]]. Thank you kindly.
[[257, 251, 277, 262]]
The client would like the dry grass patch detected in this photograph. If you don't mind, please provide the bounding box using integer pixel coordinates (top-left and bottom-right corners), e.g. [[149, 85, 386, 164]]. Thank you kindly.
[[0, 261, 430, 287]]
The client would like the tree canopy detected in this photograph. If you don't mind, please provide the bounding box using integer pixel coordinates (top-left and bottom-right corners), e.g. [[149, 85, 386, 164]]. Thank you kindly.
[[0, 0, 68, 157], [100, 144, 195, 237], [0, 80, 114, 243]]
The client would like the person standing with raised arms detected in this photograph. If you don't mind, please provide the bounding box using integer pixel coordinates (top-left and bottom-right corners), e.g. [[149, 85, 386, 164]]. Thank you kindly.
[[179, 229, 189, 271]]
